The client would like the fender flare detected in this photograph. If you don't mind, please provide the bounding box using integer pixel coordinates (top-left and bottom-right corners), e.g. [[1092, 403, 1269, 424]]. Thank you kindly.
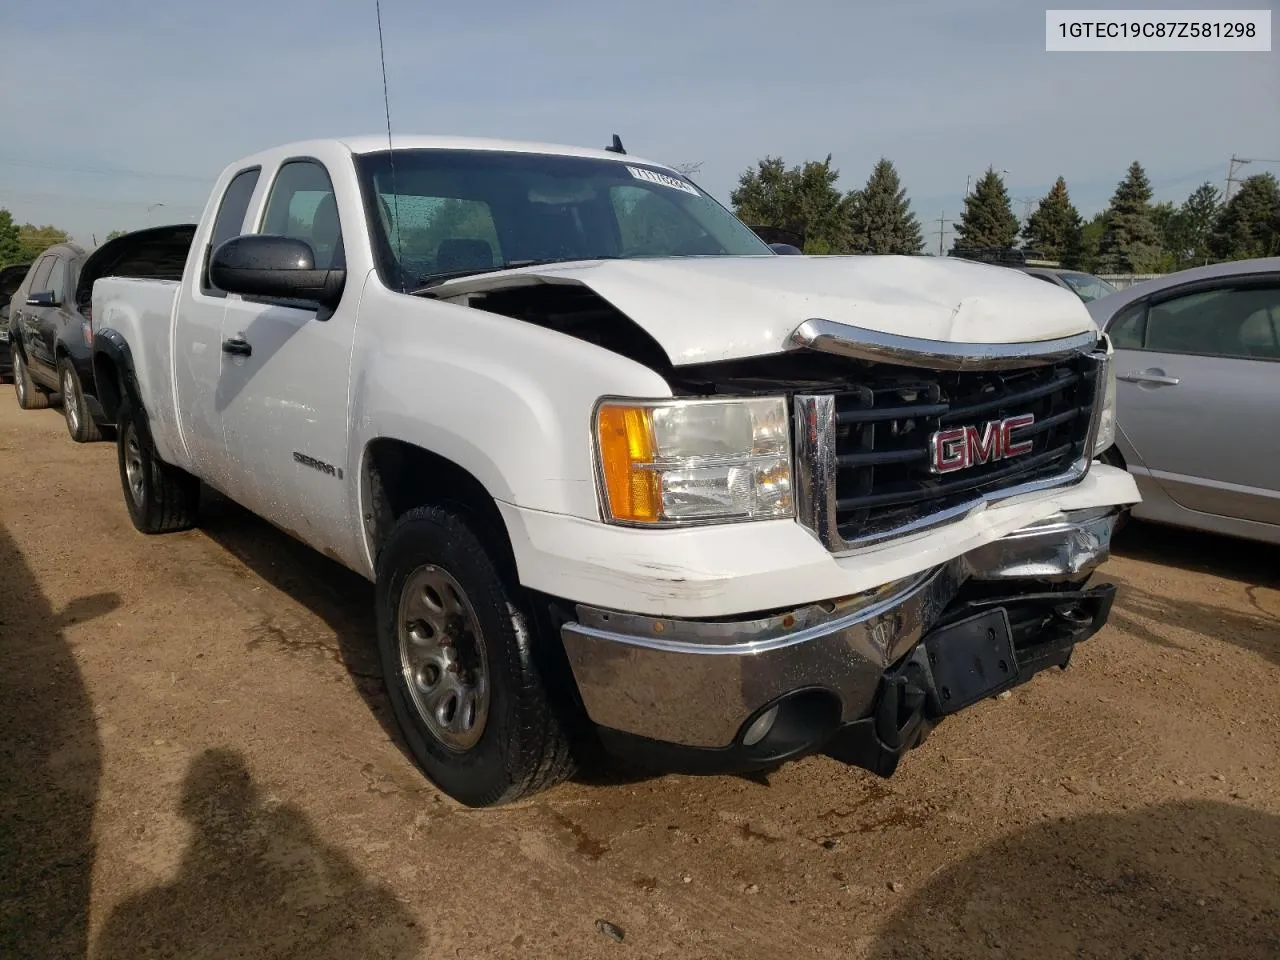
[[91, 329, 142, 425]]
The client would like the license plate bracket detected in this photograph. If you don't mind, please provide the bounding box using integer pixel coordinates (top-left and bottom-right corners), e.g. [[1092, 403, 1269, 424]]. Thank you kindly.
[[922, 607, 1019, 715]]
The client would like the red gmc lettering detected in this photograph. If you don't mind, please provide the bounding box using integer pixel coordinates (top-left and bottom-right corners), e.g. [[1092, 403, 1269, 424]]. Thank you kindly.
[[930, 414, 1036, 474], [932, 427, 970, 473], [1000, 414, 1035, 458]]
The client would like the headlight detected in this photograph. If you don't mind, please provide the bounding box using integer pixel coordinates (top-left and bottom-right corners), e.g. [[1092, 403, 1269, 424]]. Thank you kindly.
[[594, 397, 794, 525], [1092, 348, 1117, 457]]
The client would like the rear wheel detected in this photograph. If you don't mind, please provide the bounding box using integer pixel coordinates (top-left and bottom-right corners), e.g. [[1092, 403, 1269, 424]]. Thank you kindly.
[[59, 358, 102, 443], [13, 352, 50, 410], [117, 399, 200, 533], [375, 505, 575, 807]]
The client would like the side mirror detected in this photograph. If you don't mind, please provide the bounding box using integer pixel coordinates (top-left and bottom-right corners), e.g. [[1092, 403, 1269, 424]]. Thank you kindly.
[[26, 291, 58, 307], [209, 234, 345, 309], [769, 243, 803, 255]]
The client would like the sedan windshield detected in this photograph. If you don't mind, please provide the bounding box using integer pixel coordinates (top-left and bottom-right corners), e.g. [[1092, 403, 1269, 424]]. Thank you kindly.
[[354, 149, 772, 290], [1058, 271, 1117, 303]]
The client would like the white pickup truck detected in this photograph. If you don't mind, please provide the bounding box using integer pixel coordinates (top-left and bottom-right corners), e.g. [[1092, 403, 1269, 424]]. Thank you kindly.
[[89, 136, 1139, 807]]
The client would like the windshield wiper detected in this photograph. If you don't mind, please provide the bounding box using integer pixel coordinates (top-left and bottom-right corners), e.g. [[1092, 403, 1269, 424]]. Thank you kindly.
[[409, 257, 620, 296]]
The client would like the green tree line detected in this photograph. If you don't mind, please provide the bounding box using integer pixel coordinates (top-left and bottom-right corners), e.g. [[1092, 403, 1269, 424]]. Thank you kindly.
[[733, 156, 1279, 272], [0, 214, 72, 269]]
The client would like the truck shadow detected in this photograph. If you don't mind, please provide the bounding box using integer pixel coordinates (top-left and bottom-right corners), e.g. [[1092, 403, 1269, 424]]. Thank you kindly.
[[1112, 520, 1279, 587], [91, 747, 423, 960], [0, 524, 116, 959], [1109, 521, 1278, 666], [868, 800, 1280, 960], [193, 489, 643, 789]]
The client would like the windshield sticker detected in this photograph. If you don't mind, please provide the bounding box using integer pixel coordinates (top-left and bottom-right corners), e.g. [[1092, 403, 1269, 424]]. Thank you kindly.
[[625, 166, 699, 196]]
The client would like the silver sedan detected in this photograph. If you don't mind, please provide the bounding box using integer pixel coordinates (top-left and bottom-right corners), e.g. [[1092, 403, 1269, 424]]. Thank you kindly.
[[1086, 257, 1280, 545]]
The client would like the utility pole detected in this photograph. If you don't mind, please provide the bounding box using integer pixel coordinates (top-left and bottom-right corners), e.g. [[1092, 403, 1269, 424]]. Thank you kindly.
[[933, 210, 954, 256], [1225, 155, 1280, 200]]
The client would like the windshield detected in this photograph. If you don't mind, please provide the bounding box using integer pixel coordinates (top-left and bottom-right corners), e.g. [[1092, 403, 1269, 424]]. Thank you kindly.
[[353, 149, 772, 289], [1058, 272, 1117, 303]]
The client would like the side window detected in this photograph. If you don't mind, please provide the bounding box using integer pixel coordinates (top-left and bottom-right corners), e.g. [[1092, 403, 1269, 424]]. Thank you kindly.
[[1146, 285, 1280, 360], [202, 166, 262, 296], [260, 160, 344, 272], [28, 257, 54, 298], [45, 258, 67, 305], [1107, 301, 1147, 349]]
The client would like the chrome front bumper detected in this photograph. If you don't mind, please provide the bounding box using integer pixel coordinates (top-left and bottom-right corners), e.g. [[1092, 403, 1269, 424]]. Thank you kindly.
[[560, 506, 1120, 751]]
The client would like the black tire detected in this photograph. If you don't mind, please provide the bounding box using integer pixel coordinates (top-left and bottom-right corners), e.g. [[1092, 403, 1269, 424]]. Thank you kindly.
[[13, 351, 50, 410], [58, 357, 102, 443], [375, 505, 575, 807], [117, 398, 200, 534]]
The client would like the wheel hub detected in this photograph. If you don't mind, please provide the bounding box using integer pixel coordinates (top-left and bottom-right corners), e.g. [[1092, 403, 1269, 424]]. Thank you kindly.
[[124, 426, 145, 505], [63, 370, 80, 432], [396, 565, 489, 751]]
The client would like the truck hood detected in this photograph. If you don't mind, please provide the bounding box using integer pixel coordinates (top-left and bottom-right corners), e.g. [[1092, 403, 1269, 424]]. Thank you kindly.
[[435, 254, 1100, 366]]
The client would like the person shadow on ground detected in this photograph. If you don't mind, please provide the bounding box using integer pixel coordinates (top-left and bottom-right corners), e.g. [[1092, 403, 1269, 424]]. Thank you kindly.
[[93, 748, 424, 960]]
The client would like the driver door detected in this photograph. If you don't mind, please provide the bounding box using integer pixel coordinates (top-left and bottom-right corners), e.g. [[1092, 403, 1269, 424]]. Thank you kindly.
[[216, 157, 356, 560]]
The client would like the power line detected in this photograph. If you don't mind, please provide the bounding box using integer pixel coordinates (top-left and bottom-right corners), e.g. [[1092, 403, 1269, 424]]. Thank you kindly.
[[0, 155, 215, 184], [0, 189, 202, 212], [932, 209, 955, 256], [1225, 154, 1280, 200]]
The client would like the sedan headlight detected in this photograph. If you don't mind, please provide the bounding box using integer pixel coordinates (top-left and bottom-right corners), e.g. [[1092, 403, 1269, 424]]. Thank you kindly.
[[1092, 348, 1117, 457], [594, 397, 794, 525]]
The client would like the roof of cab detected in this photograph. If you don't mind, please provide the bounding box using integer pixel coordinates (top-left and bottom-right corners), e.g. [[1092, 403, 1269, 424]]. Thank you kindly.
[[234, 135, 677, 173]]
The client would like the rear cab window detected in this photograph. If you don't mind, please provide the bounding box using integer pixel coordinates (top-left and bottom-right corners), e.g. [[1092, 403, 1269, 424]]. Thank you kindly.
[[202, 167, 262, 296]]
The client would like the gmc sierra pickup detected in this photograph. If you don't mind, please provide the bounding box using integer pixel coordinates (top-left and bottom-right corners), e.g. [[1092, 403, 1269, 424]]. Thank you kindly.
[[90, 136, 1140, 807]]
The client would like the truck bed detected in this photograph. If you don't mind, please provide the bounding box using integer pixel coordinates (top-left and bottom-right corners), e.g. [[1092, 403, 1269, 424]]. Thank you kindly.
[[92, 277, 184, 466]]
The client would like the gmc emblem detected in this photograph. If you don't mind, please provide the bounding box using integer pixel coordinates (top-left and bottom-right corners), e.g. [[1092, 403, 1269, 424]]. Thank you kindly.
[[929, 414, 1035, 474]]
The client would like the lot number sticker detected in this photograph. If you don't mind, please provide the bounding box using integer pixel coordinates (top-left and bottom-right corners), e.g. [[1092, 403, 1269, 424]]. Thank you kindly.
[[626, 165, 699, 196]]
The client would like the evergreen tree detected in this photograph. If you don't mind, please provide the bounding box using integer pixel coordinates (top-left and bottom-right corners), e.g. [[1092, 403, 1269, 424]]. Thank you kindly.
[[953, 167, 1019, 250], [846, 158, 923, 255], [1077, 211, 1108, 273], [731, 155, 851, 254], [1096, 162, 1162, 273], [1177, 181, 1222, 267], [1021, 177, 1083, 266], [1209, 173, 1280, 261], [0, 209, 21, 268]]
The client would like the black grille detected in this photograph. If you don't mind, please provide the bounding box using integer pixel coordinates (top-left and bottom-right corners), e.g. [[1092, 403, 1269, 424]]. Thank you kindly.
[[830, 354, 1099, 541]]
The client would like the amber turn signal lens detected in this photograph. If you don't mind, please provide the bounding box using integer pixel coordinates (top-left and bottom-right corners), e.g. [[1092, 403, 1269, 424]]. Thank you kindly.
[[596, 405, 661, 522]]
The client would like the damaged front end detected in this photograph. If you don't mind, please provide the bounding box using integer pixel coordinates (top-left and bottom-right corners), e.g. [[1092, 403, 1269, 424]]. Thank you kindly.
[[560, 504, 1122, 779]]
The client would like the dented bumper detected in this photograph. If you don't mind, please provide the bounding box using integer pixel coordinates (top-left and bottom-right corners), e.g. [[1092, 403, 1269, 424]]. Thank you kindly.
[[559, 505, 1122, 771]]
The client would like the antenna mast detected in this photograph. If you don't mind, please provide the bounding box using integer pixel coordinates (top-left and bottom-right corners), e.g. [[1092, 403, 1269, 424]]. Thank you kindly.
[[375, 0, 403, 285]]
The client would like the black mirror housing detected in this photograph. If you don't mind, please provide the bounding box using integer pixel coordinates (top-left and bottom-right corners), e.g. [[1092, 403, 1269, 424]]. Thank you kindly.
[[769, 243, 804, 255], [26, 291, 58, 307], [209, 234, 345, 308]]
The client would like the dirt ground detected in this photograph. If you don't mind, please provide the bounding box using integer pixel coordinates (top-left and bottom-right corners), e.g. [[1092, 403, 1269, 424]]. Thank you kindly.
[[1, 391, 1277, 960]]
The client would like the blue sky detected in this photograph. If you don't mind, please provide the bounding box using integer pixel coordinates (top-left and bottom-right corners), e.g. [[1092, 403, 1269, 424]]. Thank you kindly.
[[1, 0, 1276, 247]]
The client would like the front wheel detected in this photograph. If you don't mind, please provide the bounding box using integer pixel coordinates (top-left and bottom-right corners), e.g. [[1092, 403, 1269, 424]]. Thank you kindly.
[[117, 399, 200, 533], [59, 358, 102, 443], [375, 506, 575, 807], [13, 352, 50, 410]]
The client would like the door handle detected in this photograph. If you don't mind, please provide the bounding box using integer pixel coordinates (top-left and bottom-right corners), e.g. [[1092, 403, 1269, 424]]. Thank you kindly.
[[1118, 371, 1180, 386], [221, 337, 252, 357]]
